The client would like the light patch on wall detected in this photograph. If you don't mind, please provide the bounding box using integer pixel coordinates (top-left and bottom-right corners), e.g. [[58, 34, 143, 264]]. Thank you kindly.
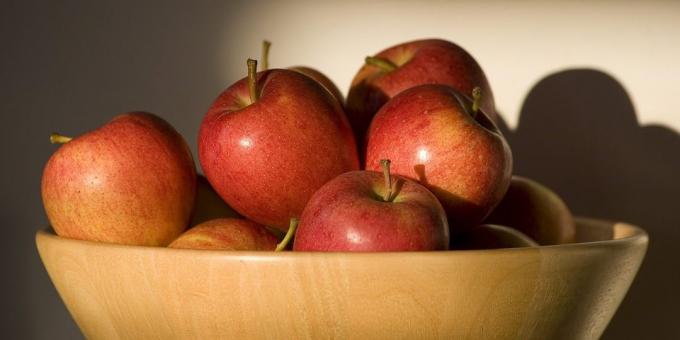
[[217, 0, 680, 132]]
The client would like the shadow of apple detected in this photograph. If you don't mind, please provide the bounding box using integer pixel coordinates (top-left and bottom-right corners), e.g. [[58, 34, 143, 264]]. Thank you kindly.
[[498, 68, 680, 339]]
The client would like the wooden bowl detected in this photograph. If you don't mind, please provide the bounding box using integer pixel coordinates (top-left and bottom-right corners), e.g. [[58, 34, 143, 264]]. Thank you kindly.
[[36, 217, 647, 340]]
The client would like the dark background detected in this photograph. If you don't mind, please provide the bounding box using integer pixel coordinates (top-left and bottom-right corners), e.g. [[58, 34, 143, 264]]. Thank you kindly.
[[2, 1, 678, 338]]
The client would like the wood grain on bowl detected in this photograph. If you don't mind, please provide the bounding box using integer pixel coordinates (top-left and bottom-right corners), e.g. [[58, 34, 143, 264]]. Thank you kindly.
[[36, 218, 647, 340]]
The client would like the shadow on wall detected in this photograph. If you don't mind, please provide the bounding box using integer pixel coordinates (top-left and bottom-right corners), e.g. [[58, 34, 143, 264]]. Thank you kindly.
[[497, 69, 680, 339]]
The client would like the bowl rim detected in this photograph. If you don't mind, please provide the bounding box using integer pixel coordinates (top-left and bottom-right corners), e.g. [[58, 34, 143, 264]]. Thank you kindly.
[[35, 217, 648, 258]]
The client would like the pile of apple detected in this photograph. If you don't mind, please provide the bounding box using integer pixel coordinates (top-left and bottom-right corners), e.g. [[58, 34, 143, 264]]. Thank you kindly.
[[41, 39, 576, 252]]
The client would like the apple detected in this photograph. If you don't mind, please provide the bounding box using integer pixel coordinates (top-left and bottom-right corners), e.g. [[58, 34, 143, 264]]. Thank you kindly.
[[41, 112, 196, 246], [289, 66, 344, 105], [192, 174, 287, 239], [365, 84, 512, 234], [261, 40, 344, 105], [168, 218, 279, 250], [347, 38, 497, 147], [198, 59, 359, 231], [450, 224, 538, 250], [189, 174, 240, 226], [484, 176, 576, 245], [293, 159, 449, 251]]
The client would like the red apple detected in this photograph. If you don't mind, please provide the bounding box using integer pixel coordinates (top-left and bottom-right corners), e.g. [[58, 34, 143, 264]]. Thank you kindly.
[[365, 84, 512, 234], [261, 40, 344, 105], [169, 218, 278, 250], [293, 160, 449, 251], [450, 224, 538, 250], [484, 176, 576, 245], [41, 112, 196, 246], [198, 59, 359, 231], [189, 174, 240, 226], [290, 66, 344, 105], [347, 38, 497, 146]]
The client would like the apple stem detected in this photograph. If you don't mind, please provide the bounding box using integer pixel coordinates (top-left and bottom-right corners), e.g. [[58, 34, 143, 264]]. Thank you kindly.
[[262, 40, 271, 71], [365, 56, 397, 73], [380, 159, 393, 202], [275, 218, 298, 251], [247, 59, 259, 103], [50, 133, 72, 144], [471, 87, 482, 118]]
